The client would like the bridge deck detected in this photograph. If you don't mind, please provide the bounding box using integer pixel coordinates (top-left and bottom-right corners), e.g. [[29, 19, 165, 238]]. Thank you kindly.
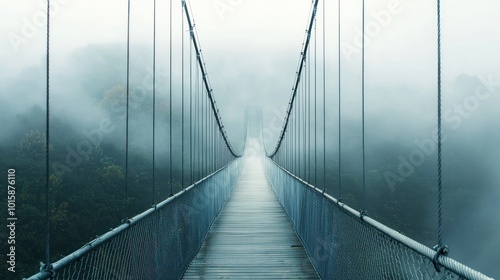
[[183, 157, 319, 279]]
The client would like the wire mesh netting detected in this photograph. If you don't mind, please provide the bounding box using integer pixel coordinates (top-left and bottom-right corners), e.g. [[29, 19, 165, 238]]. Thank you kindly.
[[265, 158, 494, 280], [25, 159, 243, 280]]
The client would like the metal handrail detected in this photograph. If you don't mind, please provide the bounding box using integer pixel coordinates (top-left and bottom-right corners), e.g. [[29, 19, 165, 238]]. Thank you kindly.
[[267, 159, 494, 280]]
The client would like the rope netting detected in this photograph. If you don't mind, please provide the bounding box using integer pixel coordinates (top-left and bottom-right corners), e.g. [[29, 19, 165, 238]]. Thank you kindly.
[[26, 159, 243, 280], [265, 159, 494, 280]]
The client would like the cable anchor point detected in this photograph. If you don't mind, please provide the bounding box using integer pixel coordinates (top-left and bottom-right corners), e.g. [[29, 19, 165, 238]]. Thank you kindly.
[[359, 210, 368, 220], [41, 262, 55, 277], [432, 244, 449, 272]]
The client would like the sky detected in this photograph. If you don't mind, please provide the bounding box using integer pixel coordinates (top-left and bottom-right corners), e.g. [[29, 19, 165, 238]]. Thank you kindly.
[[1, 0, 500, 277], [2, 0, 499, 143]]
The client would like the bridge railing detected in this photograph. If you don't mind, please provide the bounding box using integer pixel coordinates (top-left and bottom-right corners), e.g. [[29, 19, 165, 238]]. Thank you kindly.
[[265, 158, 494, 280], [26, 158, 244, 280]]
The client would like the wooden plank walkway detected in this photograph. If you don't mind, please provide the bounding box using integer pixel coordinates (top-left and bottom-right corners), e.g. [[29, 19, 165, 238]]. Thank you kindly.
[[183, 157, 319, 279]]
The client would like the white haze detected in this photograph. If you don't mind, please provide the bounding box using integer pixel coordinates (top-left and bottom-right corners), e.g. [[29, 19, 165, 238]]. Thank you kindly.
[[1, 0, 499, 277]]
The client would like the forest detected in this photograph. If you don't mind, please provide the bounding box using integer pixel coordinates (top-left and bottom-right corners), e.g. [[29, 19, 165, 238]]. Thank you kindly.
[[1, 42, 499, 279]]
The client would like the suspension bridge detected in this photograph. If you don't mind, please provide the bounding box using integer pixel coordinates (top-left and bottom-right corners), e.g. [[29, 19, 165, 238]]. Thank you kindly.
[[20, 0, 496, 279]]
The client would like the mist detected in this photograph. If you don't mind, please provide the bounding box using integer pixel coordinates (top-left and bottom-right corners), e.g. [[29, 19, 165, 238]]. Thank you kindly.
[[1, 0, 499, 278]]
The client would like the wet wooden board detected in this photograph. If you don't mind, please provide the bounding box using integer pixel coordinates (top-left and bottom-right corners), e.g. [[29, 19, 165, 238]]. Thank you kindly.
[[183, 157, 320, 279]]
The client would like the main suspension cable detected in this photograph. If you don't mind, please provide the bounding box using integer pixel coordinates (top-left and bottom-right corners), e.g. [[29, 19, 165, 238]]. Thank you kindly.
[[268, 0, 320, 158], [183, 1, 240, 158]]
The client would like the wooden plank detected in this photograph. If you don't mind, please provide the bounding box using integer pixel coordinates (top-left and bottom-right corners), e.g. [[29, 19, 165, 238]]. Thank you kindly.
[[183, 157, 320, 279]]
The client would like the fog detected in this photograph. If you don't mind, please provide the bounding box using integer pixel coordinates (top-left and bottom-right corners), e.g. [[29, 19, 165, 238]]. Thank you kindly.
[[1, 0, 499, 278]]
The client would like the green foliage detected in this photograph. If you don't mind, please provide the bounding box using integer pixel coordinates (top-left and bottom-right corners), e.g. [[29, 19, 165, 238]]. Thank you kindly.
[[17, 130, 47, 158], [0, 99, 185, 278]]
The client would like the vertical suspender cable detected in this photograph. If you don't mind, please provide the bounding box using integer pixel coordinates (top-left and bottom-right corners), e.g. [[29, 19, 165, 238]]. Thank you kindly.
[[209, 114, 212, 172], [305, 60, 308, 180], [299, 79, 302, 177], [433, 2, 448, 270], [205, 89, 208, 174], [211, 92, 213, 165], [216, 123, 218, 169], [299, 62, 302, 177], [361, 0, 367, 213], [304, 47, 307, 180], [308, 33, 312, 183], [198, 62, 201, 179], [152, 0, 156, 204], [189, 30, 193, 184], [205, 88, 208, 174], [338, 0, 342, 198], [206, 85, 209, 172], [194, 49, 197, 181], [436, 0, 444, 248], [151, 2, 158, 271], [314, 16, 317, 187], [292, 93, 295, 173], [181, 1, 185, 190], [294, 99, 300, 174], [206, 83, 209, 171], [214, 109, 216, 170], [294, 102, 297, 174], [297, 83, 300, 176], [323, 0, 327, 192], [125, 0, 131, 218], [202, 81, 205, 175], [199, 68, 202, 178], [44, 0, 51, 269], [303, 60, 306, 179], [200, 81, 203, 176], [169, 0, 173, 196], [213, 113, 216, 171], [299, 60, 309, 180], [197, 56, 201, 180], [303, 72, 306, 179], [193, 57, 197, 181]]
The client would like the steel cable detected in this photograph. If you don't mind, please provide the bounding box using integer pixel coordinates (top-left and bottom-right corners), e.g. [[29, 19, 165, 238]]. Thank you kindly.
[[44, 0, 52, 269]]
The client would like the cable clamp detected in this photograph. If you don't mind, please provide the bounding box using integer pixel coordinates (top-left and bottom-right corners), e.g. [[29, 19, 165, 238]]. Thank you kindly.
[[432, 245, 449, 272], [41, 263, 55, 277], [359, 210, 368, 220]]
